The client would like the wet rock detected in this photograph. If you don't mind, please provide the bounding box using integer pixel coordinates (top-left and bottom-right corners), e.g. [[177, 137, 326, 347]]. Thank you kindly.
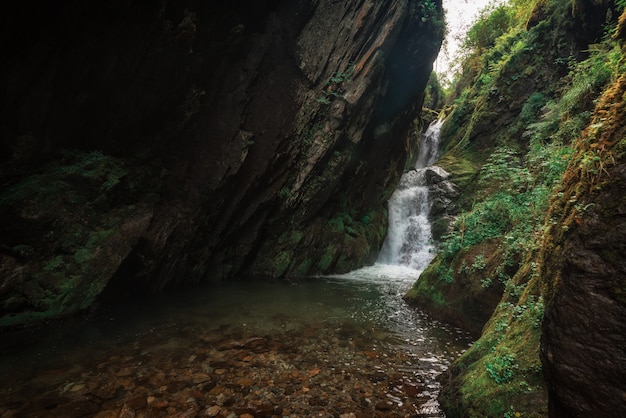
[[0, 317, 465, 418], [124, 395, 147, 410], [173, 408, 197, 418], [425, 166, 459, 218], [94, 385, 126, 400], [423, 166, 450, 184], [49, 400, 101, 417], [117, 404, 135, 418], [375, 400, 393, 411], [192, 373, 211, 384], [218, 337, 268, 353], [94, 411, 118, 418], [402, 381, 423, 397], [205, 405, 222, 417]]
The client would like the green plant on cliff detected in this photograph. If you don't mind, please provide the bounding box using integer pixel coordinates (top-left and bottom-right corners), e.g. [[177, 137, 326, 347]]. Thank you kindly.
[[485, 349, 518, 384], [318, 62, 355, 105], [416, 0, 438, 22], [463, 2, 514, 53]]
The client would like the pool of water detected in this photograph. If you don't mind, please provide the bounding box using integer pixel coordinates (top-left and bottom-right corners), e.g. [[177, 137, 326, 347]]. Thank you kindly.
[[0, 267, 471, 417]]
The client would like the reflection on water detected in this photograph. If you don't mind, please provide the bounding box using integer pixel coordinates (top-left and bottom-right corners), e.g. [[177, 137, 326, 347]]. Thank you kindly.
[[0, 271, 471, 417]]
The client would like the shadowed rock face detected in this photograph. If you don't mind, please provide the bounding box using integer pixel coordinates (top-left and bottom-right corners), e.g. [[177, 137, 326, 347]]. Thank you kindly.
[[0, 0, 443, 327], [541, 72, 626, 418]]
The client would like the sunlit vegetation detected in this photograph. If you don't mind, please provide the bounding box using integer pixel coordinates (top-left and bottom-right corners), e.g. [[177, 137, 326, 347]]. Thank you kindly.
[[407, 0, 625, 415]]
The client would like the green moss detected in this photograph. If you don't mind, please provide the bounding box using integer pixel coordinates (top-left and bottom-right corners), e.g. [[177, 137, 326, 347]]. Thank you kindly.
[[317, 245, 335, 271], [43, 255, 65, 272], [441, 276, 547, 417], [289, 230, 304, 245], [405, 257, 448, 307], [431, 290, 445, 306], [294, 258, 312, 276], [272, 251, 293, 277], [436, 150, 479, 192], [328, 216, 345, 232], [0, 151, 154, 329]]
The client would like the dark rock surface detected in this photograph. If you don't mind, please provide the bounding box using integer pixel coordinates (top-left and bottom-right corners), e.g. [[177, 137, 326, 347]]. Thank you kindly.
[[541, 70, 626, 418], [0, 0, 443, 327], [424, 166, 458, 240]]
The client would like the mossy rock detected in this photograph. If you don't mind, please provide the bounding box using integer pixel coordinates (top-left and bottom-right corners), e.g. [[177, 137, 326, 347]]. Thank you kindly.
[[250, 205, 387, 278], [0, 151, 155, 329], [439, 276, 547, 418], [436, 150, 479, 195], [404, 239, 506, 337]]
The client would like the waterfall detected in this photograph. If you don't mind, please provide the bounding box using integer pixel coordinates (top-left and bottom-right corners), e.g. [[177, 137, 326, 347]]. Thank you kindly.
[[377, 119, 444, 271], [416, 119, 444, 169]]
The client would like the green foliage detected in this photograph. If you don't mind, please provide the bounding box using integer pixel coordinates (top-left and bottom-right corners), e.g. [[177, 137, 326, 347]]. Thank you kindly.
[[278, 187, 291, 198], [481, 276, 494, 288], [519, 92, 548, 125], [438, 263, 454, 283], [416, 0, 438, 22], [317, 95, 332, 105], [318, 62, 355, 104], [317, 245, 335, 271], [504, 405, 523, 418], [418, 1, 626, 415], [486, 350, 518, 384], [526, 38, 619, 149], [472, 254, 487, 270], [479, 146, 531, 192], [439, 189, 535, 266], [424, 71, 446, 110], [463, 2, 514, 52]]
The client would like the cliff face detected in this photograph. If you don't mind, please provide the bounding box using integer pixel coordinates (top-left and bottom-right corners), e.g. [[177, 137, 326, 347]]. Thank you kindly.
[[0, 0, 444, 328], [540, 54, 626, 417]]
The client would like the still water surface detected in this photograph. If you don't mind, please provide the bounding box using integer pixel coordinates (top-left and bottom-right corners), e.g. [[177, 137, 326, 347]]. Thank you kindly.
[[0, 268, 471, 417]]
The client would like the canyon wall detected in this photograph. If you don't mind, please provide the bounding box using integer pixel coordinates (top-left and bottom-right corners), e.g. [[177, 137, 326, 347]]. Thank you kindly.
[[0, 0, 444, 327]]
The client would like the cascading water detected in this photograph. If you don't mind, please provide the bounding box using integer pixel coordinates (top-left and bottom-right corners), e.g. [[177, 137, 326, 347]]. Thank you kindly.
[[416, 118, 444, 169], [377, 118, 444, 271], [326, 118, 464, 416]]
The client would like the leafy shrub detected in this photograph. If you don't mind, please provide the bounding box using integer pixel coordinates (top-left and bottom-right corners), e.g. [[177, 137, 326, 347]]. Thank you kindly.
[[486, 350, 518, 384], [464, 3, 514, 52]]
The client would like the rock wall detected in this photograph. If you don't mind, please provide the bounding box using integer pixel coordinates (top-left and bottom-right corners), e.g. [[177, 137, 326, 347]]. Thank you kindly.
[[540, 51, 626, 417], [0, 0, 444, 327]]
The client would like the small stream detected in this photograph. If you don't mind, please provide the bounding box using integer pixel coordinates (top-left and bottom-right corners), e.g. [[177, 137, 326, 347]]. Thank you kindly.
[[0, 120, 469, 417]]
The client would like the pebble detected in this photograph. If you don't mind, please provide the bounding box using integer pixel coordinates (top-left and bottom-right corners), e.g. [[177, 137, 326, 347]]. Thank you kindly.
[[0, 324, 461, 417]]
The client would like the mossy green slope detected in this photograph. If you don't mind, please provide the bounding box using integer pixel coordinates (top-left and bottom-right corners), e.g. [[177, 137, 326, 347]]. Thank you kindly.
[[405, 0, 623, 415], [539, 24, 626, 414]]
